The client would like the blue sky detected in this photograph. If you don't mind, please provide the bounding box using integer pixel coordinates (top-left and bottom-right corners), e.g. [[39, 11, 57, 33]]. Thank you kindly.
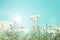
[[0, 0, 60, 27]]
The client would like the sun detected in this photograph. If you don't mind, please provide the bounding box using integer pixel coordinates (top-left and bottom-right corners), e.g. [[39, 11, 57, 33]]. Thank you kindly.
[[13, 16, 22, 24]]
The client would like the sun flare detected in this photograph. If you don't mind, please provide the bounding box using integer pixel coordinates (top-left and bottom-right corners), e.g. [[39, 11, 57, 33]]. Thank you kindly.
[[13, 16, 22, 24]]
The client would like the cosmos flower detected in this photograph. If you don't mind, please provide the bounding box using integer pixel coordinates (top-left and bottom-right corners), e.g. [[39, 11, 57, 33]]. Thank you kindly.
[[30, 15, 40, 20]]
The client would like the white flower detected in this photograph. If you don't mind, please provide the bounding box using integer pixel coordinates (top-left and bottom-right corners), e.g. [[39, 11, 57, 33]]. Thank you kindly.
[[47, 29, 57, 34], [30, 15, 40, 20]]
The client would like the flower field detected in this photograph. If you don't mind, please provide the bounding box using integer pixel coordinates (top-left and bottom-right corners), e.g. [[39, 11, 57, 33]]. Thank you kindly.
[[0, 15, 60, 40]]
